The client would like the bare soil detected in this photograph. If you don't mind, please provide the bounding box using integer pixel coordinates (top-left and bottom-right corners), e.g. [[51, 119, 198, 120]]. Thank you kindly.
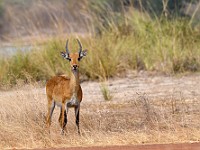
[[39, 143, 200, 150], [81, 72, 200, 102]]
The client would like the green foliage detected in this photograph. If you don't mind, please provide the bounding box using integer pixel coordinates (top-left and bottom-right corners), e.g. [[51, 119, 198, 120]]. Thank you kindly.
[[2, 51, 42, 84], [0, 0, 4, 28], [1, 1, 200, 85]]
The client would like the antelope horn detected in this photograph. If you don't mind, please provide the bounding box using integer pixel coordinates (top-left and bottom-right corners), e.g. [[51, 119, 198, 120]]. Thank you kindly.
[[65, 40, 70, 56], [76, 39, 82, 55]]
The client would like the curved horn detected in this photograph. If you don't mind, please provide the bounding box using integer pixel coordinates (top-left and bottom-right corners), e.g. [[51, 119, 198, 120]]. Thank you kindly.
[[65, 40, 70, 55], [76, 39, 82, 55]]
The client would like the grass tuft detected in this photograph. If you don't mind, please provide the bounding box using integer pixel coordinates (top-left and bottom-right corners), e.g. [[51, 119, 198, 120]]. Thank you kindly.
[[100, 83, 112, 101]]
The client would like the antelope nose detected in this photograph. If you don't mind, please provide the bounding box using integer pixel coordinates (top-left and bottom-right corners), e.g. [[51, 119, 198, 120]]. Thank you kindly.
[[73, 65, 78, 69]]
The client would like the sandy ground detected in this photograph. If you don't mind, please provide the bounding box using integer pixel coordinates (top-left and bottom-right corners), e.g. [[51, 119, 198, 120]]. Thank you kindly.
[[2, 72, 200, 103], [38, 143, 200, 150], [81, 72, 200, 102]]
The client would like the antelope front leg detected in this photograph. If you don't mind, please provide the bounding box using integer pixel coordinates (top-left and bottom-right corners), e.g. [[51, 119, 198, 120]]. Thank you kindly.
[[59, 103, 68, 134], [75, 104, 80, 135], [59, 108, 68, 134]]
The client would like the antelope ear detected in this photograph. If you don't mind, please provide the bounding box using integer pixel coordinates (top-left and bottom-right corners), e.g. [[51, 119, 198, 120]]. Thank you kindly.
[[79, 49, 88, 61], [61, 52, 71, 61], [61, 51, 66, 58], [80, 49, 88, 57]]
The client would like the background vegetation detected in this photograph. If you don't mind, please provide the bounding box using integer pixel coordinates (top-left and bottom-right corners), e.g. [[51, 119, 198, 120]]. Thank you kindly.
[[0, 0, 200, 86], [0, 1, 200, 149]]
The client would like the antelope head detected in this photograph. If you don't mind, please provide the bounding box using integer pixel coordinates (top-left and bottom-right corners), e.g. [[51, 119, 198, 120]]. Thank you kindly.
[[61, 39, 87, 71]]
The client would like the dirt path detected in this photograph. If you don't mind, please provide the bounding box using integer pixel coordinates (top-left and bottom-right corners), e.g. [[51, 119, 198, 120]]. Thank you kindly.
[[81, 72, 200, 102], [39, 143, 200, 150]]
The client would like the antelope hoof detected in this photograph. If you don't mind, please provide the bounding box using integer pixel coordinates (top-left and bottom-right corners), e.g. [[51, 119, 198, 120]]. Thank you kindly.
[[60, 129, 65, 135]]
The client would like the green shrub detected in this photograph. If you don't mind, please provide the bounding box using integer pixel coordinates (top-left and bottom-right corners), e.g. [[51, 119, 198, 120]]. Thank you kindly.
[[1, 1, 200, 85]]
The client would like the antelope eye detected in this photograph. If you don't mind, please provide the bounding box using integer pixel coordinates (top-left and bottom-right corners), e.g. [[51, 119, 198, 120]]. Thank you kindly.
[[78, 57, 81, 61], [68, 58, 71, 61]]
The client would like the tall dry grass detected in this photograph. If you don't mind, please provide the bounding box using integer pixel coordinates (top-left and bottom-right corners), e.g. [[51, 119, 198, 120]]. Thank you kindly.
[[1, 17, 200, 86], [0, 1, 200, 149], [0, 0, 90, 40], [0, 84, 200, 149]]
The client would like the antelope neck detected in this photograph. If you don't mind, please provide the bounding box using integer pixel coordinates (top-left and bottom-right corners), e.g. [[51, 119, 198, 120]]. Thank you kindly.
[[70, 69, 80, 94]]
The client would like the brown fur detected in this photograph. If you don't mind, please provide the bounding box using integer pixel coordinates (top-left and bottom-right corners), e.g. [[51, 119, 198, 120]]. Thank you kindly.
[[45, 51, 86, 134], [46, 75, 82, 103]]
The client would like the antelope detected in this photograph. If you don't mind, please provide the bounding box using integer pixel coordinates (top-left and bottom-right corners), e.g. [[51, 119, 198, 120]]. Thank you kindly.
[[46, 39, 87, 134]]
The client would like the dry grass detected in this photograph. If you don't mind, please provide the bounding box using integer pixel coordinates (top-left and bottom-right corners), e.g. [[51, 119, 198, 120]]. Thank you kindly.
[[1, 1, 200, 148], [100, 82, 112, 101], [0, 0, 90, 40], [0, 79, 200, 149]]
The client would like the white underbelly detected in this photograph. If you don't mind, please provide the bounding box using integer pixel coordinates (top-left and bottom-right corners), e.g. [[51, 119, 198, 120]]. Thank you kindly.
[[55, 101, 62, 107], [54, 96, 79, 108]]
